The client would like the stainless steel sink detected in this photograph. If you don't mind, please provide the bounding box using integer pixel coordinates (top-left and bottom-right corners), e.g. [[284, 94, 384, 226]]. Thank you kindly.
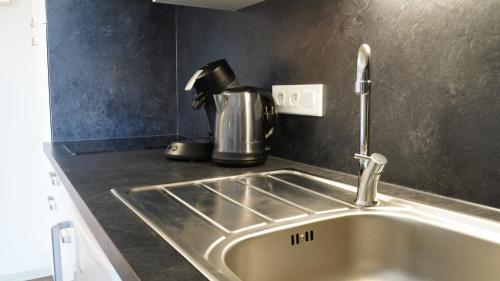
[[220, 212, 500, 281], [111, 170, 500, 281]]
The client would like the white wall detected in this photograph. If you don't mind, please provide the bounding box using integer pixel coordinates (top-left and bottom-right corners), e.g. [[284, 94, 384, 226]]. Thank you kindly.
[[0, 0, 51, 279]]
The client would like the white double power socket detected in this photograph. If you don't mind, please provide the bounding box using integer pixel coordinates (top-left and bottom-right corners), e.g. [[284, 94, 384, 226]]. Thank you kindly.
[[272, 84, 324, 117]]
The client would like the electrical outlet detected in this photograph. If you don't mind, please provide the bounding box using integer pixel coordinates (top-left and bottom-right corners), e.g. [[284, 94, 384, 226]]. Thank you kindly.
[[272, 84, 324, 116], [289, 92, 299, 106], [276, 91, 285, 106]]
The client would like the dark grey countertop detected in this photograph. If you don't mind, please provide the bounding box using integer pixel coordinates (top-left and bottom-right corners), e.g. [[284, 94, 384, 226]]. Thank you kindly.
[[44, 142, 500, 281]]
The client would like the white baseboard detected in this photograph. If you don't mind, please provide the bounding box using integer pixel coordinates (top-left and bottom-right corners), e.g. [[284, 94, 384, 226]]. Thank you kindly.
[[0, 267, 51, 281]]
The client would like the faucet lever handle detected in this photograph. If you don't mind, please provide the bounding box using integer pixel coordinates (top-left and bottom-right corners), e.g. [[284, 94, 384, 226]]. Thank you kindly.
[[354, 153, 388, 174], [354, 153, 371, 161], [354, 152, 388, 207], [355, 153, 387, 164]]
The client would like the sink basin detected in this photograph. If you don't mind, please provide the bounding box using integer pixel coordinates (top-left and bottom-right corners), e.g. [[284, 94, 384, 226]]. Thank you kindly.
[[111, 170, 500, 281], [222, 212, 500, 281]]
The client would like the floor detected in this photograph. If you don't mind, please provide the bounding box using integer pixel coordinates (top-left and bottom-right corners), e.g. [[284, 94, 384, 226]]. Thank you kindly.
[[28, 277, 53, 281]]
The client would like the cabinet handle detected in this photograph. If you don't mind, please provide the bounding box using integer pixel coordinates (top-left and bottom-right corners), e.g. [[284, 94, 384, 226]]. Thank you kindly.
[[49, 172, 59, 187], [51, 221, 74, 281], [47, 196, 57, 211], [31, 17, 47, 27]]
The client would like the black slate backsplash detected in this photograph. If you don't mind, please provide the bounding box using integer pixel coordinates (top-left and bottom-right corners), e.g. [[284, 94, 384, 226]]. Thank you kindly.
[[47, 0, 177, 141], [46, 0, 500, 208], [176, 0, 500, 207]]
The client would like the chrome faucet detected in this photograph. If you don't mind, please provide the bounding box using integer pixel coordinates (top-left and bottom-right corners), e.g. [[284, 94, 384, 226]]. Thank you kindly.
[[354, 44, 388, 207]]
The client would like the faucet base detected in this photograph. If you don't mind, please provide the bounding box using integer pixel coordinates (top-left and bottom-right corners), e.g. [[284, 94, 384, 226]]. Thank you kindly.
[[354, 199, 379, 208]]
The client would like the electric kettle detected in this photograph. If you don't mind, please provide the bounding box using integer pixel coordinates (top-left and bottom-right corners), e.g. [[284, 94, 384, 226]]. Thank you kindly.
[[212, 86, 277, 166]]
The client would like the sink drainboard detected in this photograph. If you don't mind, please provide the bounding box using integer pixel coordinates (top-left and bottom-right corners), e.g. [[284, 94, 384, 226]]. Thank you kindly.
[[112, 171, 353, 255]]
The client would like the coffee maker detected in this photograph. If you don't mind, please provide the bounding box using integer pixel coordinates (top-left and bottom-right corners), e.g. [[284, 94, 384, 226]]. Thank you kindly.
[[165, 59, 240, 161]]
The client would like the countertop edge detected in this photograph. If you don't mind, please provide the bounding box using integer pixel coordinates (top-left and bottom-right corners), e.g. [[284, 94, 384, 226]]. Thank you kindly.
[[44, 143, 141, 281]]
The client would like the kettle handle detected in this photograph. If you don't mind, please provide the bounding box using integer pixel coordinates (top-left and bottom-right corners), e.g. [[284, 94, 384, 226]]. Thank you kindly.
[[259, 90, 277, 139]]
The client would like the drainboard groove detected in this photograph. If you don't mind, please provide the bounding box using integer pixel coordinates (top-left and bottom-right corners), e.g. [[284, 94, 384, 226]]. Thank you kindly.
[[267, 175, 356, 208], [235, 179, 316, 214], [162, 188, 232, 234], [200, 183, 275, 223]]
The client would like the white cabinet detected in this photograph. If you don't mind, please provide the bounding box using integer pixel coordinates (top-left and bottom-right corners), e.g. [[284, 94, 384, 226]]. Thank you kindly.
[[153, 0, 265, 11], [46, 170, 121, 281], [0, 0, 52, 279]]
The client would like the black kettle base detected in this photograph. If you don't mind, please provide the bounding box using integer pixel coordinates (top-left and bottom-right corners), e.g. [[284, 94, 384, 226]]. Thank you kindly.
[[212, 151, 267, 167]]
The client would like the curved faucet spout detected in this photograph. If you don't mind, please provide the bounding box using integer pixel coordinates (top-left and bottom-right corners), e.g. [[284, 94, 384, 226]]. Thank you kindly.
[[355, 44, 371, 161], [355, 44, 371, 95]]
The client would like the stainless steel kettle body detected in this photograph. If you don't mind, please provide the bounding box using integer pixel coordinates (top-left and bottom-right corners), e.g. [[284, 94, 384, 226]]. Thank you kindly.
[[212, 87, 276, 166]]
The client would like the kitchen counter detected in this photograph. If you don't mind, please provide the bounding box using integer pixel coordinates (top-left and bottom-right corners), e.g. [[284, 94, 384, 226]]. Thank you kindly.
[[44, 142, 500, 281]]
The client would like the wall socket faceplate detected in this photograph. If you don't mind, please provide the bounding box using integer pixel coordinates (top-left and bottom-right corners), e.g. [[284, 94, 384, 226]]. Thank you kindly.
[[272, 84, 324, 117]]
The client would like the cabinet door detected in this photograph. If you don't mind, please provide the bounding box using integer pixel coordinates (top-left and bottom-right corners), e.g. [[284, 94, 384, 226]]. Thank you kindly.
[[47, 170, 121, 281], [51, 220, 115, 281], [74, 227, 112, 281]]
